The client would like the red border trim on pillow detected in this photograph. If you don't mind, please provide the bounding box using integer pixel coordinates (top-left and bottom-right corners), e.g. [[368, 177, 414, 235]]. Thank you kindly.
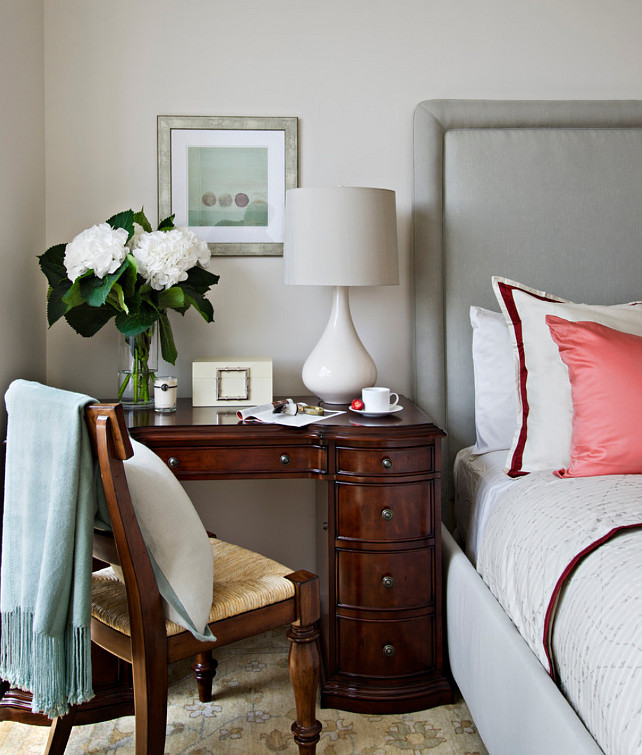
[[495, 280, 561, 477]]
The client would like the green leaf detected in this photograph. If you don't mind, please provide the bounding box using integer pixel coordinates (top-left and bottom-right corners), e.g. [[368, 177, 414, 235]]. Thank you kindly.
[[107, 209, 135, 241], [62, 273, 91, 309], [158, 214, 175, 231], [108, 282, 128, 314], [184, 291, 214, 322], [133, 207, 152, 233], [182, 266, 220, 294], [115, 304, 159, 338], [46, 281, 72, 326], [64, 303, 115, 337], [115, 255, 139, 300], [38, 244, 68, 288], [157, 286, 185, 310], [79, 258, 129, 307], [158, 311, 177, 364]]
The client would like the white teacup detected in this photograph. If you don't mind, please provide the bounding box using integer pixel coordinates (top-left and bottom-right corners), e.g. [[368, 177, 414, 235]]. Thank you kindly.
[[362, 386, 399, 413]]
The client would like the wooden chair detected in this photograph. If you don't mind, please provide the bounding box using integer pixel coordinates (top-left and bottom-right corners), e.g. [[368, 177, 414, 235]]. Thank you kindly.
[[0, 403, 322, 754]]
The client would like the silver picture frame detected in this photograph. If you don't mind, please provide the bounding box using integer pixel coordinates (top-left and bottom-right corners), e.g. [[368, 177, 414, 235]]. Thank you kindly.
[[157, 115, 298, 257]]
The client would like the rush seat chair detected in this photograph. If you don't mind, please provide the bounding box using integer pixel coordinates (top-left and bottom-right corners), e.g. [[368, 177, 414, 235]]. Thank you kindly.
[[0, 399, 322, 754]]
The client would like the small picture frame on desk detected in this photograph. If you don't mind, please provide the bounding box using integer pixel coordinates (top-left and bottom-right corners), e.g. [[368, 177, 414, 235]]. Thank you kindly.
[[192, 357, 273, 406], [157, 115, 298, 257]]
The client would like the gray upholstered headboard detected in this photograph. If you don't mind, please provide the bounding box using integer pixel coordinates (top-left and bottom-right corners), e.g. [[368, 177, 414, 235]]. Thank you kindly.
[[413, 99, 642, 500]]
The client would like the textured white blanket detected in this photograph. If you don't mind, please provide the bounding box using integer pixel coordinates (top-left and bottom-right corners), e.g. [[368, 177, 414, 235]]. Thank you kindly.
[[477, 471, 642, 755]]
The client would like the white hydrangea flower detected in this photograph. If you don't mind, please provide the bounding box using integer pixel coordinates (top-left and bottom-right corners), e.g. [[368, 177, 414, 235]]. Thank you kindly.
[[132, 227, 211, 291], [64, 223, 129, 281]]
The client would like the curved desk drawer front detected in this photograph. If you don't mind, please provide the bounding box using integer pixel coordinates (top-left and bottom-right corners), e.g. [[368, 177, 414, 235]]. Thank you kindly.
[[335, 481, 435, 543], [337, 548, 435, 610], [337, 614, 436, 678], [336, 445, 435, 477]]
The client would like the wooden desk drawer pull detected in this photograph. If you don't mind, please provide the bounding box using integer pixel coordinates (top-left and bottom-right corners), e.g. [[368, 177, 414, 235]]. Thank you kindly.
[[382, 457, 393, 470], [381, 508, 394, 521], [383, 644, 396, 657], [382, 576, 394, 589], [280, 454, 291, 465], [168, 457, 180, 469]]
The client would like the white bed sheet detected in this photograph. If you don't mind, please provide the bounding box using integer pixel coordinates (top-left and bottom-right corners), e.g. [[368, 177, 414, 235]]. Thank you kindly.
[[453, 446, 515, 564]]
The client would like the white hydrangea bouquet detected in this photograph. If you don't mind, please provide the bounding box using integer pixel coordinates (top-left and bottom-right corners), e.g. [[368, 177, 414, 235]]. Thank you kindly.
[[39, 208, 219, 404]]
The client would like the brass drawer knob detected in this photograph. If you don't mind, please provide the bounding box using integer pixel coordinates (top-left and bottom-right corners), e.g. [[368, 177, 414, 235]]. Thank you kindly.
[[168, 457, 180, 469], [381, 508, 394, 521], [382, 575, 394, 589], [383, 644, 396, 657], [280, 454, 291, 465], [382, 457, 393, 470]]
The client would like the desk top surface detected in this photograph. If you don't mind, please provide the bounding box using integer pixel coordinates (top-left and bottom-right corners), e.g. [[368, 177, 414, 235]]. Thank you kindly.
[[123, 396, 444, 438]]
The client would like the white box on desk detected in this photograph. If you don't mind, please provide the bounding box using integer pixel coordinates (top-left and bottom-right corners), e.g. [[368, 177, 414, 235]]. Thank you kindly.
[[192, 357, 273, 407]]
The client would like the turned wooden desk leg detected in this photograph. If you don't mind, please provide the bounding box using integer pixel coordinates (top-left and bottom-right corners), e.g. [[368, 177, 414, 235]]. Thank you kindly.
[[286, 570, 322, 754], [288, 623, 322, 753], [192, 651, 218, 702]]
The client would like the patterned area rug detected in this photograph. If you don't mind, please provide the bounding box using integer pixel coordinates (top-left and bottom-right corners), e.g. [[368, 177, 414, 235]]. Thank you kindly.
[[0, 628, 488, 754]]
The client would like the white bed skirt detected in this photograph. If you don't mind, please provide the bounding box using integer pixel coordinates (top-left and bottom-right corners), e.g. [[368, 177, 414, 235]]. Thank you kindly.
[[442, 524, 602, 754]]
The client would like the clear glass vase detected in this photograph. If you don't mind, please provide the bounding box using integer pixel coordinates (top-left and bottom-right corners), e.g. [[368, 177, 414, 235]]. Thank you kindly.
[[117, 324, 158, 408]]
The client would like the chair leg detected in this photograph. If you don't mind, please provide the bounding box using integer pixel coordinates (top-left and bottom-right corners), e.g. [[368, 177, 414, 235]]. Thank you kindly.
[[191, 651, 218, 702], [45, 712, 75, 755], [287, 622, 322, 754], [132, 658, 169, 755]]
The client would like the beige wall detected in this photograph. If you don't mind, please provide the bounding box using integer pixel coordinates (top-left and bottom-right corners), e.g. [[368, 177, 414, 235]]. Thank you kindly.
[[0, 0, 46, 475], [6, 0, 642, 567]]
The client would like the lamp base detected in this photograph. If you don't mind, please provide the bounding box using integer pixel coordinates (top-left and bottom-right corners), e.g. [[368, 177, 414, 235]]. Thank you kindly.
[[302, 286, 377, 404]]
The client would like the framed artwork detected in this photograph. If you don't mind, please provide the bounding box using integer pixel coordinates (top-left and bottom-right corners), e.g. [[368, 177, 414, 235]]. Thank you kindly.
[[157, 115, 298, 257]]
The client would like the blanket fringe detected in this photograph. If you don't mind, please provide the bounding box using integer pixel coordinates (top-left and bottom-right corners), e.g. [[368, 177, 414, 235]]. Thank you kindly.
[[0, 609, 94, 718]]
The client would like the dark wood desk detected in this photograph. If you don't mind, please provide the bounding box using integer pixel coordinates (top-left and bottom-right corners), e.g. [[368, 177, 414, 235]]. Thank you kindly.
[[126, 396, 454, 714]]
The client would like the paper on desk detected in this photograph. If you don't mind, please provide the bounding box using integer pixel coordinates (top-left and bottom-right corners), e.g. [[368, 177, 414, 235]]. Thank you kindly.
[[237, 401, 344, 427]]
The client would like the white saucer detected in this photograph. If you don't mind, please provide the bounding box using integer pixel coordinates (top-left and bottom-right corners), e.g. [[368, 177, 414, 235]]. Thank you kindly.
[[349, 405, 403, 417]]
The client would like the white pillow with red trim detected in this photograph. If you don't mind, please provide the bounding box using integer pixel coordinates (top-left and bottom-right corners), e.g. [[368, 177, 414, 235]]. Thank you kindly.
[[492, 276, 642, 477]]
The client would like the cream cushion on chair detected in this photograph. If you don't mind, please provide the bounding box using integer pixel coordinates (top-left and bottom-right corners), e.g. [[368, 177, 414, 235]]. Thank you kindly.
[[93, 538, 295, 637], [109, 438, 214, 637]]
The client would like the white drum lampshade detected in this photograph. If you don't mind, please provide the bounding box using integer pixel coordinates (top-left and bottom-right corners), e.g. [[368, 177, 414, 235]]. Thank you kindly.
[[284, 187, 399, 404]]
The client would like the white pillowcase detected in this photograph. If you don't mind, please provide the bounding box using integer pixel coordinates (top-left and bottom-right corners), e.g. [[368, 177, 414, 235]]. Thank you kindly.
[[492, 276, 642, 476], [117, 439, 214, 639], [470, 306, 518, 454]]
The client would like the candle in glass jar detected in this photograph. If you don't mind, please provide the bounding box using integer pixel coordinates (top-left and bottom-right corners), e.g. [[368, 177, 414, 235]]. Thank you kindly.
[[154, 376, 178, 412]]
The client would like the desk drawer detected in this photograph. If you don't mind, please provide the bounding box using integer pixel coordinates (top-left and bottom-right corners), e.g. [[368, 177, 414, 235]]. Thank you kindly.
[[337, 549, 434, 610], [151, 445, 325, 475], [337, 615, 435, 678], [336, 482, 434, 542], [336, 445, 434, 477]]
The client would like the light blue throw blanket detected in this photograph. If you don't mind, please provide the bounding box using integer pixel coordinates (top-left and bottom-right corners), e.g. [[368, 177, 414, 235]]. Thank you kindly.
[[0, 380, 109, 718]]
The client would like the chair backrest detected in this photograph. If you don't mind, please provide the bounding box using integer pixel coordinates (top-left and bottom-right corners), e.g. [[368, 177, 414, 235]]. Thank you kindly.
[[85, 403, 167, 646]]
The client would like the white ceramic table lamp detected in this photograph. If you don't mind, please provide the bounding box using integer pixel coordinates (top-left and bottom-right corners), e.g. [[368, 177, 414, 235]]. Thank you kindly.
[[284, 187, 399, 404]]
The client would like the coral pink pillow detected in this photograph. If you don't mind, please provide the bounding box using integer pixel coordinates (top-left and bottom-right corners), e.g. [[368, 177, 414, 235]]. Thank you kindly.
[[546, 315, 642, 477]]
